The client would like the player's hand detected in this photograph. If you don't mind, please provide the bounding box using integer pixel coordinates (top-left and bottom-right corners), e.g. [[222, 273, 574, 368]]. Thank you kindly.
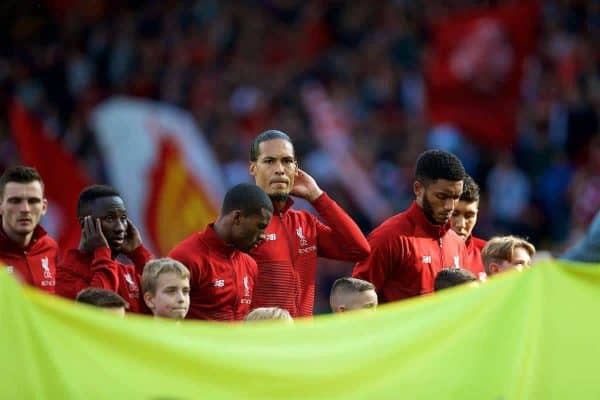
[[79, 216, 109, 253], [291, 168, 323, 202], [122, 219, 142, 254]]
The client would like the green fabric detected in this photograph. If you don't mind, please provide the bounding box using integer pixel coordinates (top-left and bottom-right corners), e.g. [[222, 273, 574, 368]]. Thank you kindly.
[[1, 260, 599, 399]]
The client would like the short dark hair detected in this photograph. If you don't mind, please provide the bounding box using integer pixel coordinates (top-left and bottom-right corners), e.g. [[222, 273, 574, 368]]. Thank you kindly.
[[222, 183, 274, 216], [77, 184, 121, 217], [250, 130, 293, 161], [76, 287, 128, 309], [460, 175, 480, 203], [0, 166, 44, 198], [415, 150, 465, 184], [434, 268, 477, 291], [330, 277, 375, 295]]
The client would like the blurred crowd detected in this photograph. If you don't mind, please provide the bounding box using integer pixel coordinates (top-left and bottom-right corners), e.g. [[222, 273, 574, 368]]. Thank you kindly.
[[0, 0, 598, 312]]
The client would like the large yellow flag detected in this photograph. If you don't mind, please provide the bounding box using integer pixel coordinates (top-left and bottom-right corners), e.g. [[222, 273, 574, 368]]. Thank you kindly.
[[1, 261, 599, 399]]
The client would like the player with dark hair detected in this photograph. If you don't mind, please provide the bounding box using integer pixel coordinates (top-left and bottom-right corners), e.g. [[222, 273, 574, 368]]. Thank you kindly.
[[56, 184, 153, 313], [0, 166, 57, 292], [449, 175, 486, 276], [434, 268, 478, 291], [248, 130, 370, 318], [169, 183, 274, 321], [76, 287, 129, 317], [353, 149, 475, 302]]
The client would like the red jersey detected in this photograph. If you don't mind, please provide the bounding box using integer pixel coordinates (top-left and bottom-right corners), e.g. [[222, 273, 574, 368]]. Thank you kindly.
[[353, 201, 471, 302], [0, 224, 57, 293], [56, 245, 152, 314], [168, 224, 256, 321], [465, 235, 486, 279], [250, 193, 370, 318]]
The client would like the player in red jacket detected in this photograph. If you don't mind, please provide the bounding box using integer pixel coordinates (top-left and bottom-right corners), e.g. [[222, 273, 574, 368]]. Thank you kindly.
[[449, 175, 486, 279], [353, 149, 475, 303], [169, 183, 273, 321], [56, 185, 152, 313], [248, 130, 370, 318], [0, 166, 57, 292]]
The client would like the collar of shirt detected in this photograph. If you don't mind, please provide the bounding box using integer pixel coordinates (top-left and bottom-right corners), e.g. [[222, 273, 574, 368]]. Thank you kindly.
[[203, 224, 238, 258], [406, 201, 449, 238], [0, 218, 46, 253]]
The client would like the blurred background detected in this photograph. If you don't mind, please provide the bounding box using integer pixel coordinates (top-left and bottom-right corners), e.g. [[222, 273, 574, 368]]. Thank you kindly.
[[0, 0, 598, 313]]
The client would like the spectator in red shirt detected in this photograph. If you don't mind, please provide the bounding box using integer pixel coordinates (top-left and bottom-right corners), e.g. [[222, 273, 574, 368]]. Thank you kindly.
[[248, 130, 370, 318], [329, 277, 378, 313], [142, 258, 191, 320], [169, 183, 273, 321], [56, 185, 153, 313], [0, 166, 58, 292], [449, 175, 486, 278], [353, 149, 472, 302]]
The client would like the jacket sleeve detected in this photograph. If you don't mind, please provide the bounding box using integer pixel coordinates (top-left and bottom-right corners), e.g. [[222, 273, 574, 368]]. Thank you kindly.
[[352, 228, 404, 295], [56, 252, 85, 300], [126, 245, 154, 276], [55, 247, 120, 299], [311, 193, 371, 261], [88, 247, 121, 291]]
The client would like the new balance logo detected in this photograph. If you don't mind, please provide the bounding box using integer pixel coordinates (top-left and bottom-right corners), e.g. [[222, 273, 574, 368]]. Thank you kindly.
[[422, 256, 432, 264], [265, 234, 277, 241], [214, 279, 225, 287]]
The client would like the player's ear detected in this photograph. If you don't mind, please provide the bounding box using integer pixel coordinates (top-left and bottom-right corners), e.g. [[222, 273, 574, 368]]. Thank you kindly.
[[414, 180, 424, 198], [143, 292, 155, 311]]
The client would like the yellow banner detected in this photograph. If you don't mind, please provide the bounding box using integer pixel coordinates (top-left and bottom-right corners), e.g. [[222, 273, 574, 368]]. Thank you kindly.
[[1, 260, 599, 399]]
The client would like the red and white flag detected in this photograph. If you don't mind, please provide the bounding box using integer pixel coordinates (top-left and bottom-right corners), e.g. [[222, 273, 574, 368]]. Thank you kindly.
[[8, 100, 92, 251], [90, 97, 225, 256], [426, 1, 539, 148]]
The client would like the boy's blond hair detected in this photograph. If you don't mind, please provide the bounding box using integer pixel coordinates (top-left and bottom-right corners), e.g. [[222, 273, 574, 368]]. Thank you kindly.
[[481, 236, 536, 275], [142, 258, 190, 294], [244, 307, 293, 323]]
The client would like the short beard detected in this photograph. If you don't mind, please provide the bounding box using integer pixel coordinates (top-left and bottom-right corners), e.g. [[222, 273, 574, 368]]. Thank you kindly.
[[421, 193, 440, 225], [269, 193, 289, 202]]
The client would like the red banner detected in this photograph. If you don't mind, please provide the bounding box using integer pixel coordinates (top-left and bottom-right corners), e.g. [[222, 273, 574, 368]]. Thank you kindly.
[[426, 1, 539, 148], [8, 101, 92, 251]]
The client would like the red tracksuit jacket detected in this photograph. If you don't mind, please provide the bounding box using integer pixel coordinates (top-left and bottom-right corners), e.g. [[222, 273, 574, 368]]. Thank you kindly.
[[250, 193, 370, 318], [56, 245, 152, 313], [0, 225, 57, 293], [168, 224, 256, 321], [465, 235, 486, 279], [353, 201, 472, 302]]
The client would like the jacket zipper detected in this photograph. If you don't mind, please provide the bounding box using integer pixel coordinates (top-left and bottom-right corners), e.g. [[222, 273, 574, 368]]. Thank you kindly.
[[231, 256, 239, 319], [280, 212, 299, 314], [439, 236, 445, 267]]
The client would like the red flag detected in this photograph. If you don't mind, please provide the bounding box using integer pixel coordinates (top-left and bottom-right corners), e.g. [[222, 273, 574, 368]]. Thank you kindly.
[[8, 100, 92, 250], [426, 1, 539, 148]]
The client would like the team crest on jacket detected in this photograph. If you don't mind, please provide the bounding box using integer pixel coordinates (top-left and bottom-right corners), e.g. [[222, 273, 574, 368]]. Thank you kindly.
[[296, 227, 308, 246], [41, 257, 52, 279], [124, 272, 138, 293], [243, 275, 250, 297]]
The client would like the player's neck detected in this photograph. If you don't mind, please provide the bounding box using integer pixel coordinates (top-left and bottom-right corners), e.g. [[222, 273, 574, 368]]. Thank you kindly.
[[4, 228, 33, 248]]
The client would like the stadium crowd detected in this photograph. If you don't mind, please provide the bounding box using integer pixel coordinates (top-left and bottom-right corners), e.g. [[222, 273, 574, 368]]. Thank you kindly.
[[0, 0, 598, 314]]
